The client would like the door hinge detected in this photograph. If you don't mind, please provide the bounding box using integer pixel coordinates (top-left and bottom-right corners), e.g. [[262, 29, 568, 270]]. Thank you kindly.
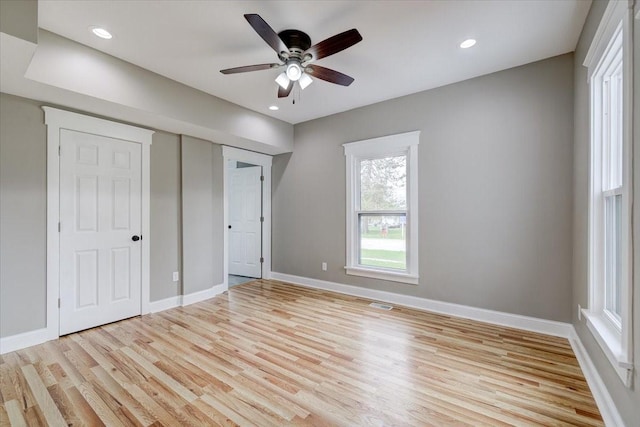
[[260, 216, 264, 222], [58, 146, 61, 156], [58, 222, 61, 232], [260, 257, 264, 263], [58, 298, 61, 308], [260, 175, 264, 182]]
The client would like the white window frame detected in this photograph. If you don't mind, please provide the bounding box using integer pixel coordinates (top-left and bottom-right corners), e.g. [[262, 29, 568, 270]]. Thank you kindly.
[[582, 0, 633, 387], [343, 131, 420, 285]]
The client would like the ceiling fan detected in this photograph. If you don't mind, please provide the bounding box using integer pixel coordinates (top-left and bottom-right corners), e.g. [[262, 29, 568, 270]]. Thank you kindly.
[[220, 14, 363, 98]]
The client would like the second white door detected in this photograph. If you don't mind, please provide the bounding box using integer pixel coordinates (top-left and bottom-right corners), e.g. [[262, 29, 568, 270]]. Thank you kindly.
[[229, 165, 262, 278], [59, 129, 142, 335]]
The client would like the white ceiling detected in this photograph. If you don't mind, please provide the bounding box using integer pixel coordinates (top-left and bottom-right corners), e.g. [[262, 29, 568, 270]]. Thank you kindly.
[[38, 0, 591, 125]]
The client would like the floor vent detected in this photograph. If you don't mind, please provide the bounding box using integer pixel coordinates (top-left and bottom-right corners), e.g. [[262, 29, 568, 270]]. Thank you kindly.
[[369, 302, 393, 311]]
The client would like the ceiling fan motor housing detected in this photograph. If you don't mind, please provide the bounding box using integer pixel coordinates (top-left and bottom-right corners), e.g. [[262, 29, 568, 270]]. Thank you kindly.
[[278, 29, 312, 61]]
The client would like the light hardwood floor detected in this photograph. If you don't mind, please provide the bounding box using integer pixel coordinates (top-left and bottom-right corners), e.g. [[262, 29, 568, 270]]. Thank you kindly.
[[0, 280, 602, 426]]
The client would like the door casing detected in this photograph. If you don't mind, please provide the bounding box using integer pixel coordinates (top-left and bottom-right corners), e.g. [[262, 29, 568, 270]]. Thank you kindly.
[[228, 164, 263, 278], [44, 107, 153, 340], [222, 146, 272, 288]]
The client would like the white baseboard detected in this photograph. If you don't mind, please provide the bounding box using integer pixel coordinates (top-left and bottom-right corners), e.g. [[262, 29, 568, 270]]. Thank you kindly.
[[569, 331, 626, 427], [271, 272, 573, 338], [182, 283, 226, 307], [0, 327, 55, 355], [148, 295, 182, 313], [272, 272, 625, 426], [148, 283, 226, 312], [2, 284, 226, 354]]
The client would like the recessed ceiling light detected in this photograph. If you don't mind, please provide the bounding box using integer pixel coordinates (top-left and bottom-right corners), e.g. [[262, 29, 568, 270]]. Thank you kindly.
[[460, 39, 476, 49], [90, 26, 113, 39], [269, 105, 279, 111]]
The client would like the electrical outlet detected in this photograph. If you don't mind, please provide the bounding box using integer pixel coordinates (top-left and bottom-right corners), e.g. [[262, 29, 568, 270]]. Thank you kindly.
[[322, 262, 327, 271], [578, 304, 582, 321], [172, 271, 179, 282]]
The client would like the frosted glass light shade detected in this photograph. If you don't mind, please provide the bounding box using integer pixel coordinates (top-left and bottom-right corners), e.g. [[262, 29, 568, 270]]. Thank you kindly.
[[299, 73, 313, 90], [275, 72, 290, 89], [286, 62, 302, 81]]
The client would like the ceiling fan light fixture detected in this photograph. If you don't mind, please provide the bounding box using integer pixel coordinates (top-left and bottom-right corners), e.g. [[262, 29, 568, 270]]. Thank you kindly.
[[275, 72, 290, 89], [285, 60, 302, 81], [299, 73, 313, 90]]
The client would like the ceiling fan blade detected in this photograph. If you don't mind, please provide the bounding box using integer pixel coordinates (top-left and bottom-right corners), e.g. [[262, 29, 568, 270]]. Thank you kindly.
[[305, 65, 354, 86], [303, 29, 362, 61], [244, 14, 289, 55], [278, 81, 294, 98], [220, 63, 281, 74]]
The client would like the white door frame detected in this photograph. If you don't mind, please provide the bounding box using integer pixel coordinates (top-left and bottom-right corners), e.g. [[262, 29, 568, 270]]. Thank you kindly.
[[228, 165, 263, 278], [222, 146, 272, 287], [44, 107, 153, 340]]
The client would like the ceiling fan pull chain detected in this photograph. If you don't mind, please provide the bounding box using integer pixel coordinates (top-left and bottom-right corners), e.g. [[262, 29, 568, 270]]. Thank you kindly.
[[295, 84, 302, 105]]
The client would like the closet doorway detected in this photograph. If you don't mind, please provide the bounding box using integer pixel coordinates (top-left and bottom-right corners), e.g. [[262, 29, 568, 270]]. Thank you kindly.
[[222, 147, 272, 288]]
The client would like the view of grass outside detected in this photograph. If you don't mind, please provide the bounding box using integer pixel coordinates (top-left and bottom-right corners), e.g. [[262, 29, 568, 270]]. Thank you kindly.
[[358, 155, 407, 271], [359, 223, 406, 270], [361, 248, 406, 269]]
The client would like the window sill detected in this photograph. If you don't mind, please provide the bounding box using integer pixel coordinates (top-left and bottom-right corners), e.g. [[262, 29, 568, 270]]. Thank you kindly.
[[345, 266, 418, 285], [581, 308, 632, 387]]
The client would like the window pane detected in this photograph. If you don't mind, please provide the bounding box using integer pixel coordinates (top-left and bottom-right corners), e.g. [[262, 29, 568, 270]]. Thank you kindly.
[[611, 69, 623, 188], [604, 194, 622, 320], [604, 64, 623, 191], [359, 155, 406, 210], [358, 214, 406, 271]]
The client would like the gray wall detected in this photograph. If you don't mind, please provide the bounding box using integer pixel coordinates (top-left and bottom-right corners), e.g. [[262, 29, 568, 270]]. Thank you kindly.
[[181, 136, 224, 295], [0, 93, 46, 337], [150, 131, 182, 301], [0, 93, 225, 339], [273, 53, 575, 322], [0, 0, 37, 44], [572, 1, 640, 425]]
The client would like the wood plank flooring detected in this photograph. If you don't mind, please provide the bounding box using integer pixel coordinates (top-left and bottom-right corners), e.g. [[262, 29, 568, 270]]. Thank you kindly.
[[0, 280, 603, 426]]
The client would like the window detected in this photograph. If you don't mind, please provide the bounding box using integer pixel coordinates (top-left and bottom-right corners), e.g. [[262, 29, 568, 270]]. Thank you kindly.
[[343, 131, 419, 284], [583, 0, 633, 387]]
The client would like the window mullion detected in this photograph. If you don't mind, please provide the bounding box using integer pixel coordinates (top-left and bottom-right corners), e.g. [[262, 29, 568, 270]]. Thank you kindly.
[[356, 210, 407, 216], [602, 187, 623, 198]]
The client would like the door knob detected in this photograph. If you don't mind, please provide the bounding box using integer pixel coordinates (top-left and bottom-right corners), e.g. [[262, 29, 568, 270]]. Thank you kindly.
[[131, 235, 141, 241], [228, 225, 232, 229]]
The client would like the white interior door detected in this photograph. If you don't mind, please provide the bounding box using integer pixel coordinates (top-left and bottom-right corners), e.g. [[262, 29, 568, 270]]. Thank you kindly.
[[59, 129, 142, 335], [229, 165, 262, 278]]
